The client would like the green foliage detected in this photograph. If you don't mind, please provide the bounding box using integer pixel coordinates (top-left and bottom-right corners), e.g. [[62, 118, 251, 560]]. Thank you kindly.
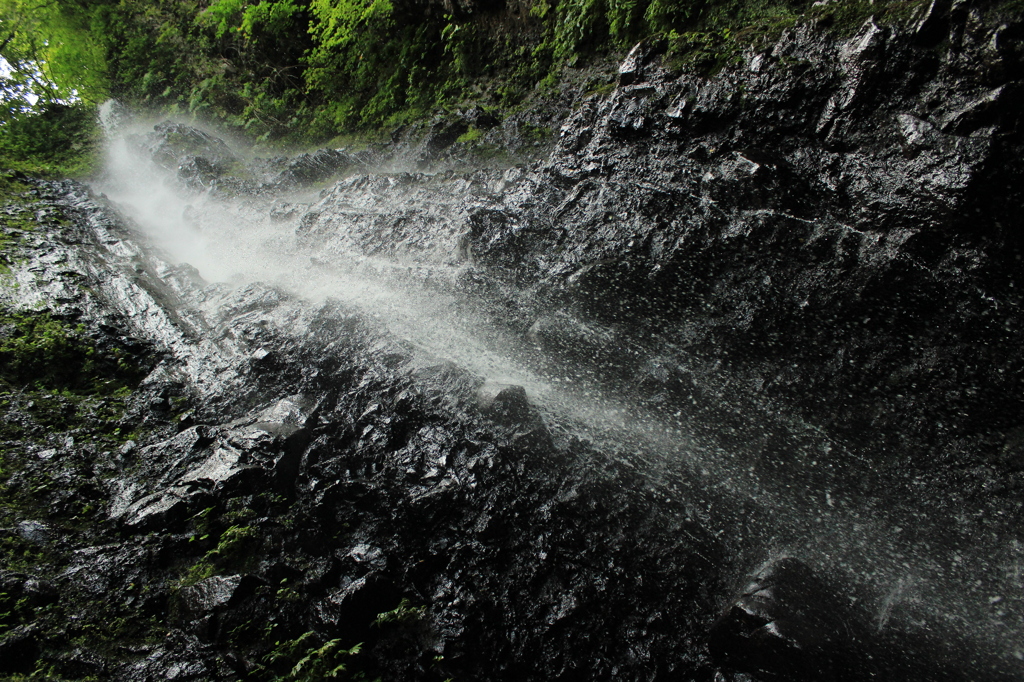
[[0, 310, 143, 394], [643, 0, 699, 34], [518, 122, 553, 142], [0, 0, 109, 114], [265, 633, 368, 681], [178, 523, 260, 586], [0, 0, 106, 173], [305, 1, 457, 132], [0, 103, 101, 176], [551, 0, 610, 59], [308, 0, 393, 51], [658, 1, 818, 74], [200, 0, 247, 38], [0, 0, 998, 152], [371, 598, 425, 627], [456, 127, 484, 144], [199, 0, 304, 44]]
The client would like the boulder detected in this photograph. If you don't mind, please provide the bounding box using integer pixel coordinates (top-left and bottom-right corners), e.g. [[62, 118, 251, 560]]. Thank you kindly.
[[176, 155, 223, 189], [708, 558, 856, 681], [15, 520, 51, 545], [272, 148, 357, 188], [117, 487, 194, 530], [140, 122, 238, 175], [178, 575, 256, 621], [476, 382, 533, 426], [417, 117, 471, 165]]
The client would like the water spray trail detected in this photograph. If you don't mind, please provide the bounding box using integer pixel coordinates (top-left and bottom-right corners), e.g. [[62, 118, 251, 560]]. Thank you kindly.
[[93, 128, 1024, 674]]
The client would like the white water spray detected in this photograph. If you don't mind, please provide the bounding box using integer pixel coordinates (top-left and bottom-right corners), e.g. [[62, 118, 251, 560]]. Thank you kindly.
[[92, 119, 1024, 678]]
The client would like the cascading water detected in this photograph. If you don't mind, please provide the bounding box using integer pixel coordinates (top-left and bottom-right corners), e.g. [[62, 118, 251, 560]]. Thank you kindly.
[[90, 114, 1024, 680]]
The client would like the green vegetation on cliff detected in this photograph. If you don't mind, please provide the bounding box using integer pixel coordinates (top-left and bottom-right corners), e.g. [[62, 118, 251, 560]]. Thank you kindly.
[[0, 0, 1020, 162]]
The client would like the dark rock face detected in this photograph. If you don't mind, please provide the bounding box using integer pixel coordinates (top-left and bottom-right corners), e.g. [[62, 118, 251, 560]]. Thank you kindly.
[[709, 558, 860, 681], [457, 10, 1024, 487], [133, 122, 240, 189], [271, 149, 362, 188], [5, 5, 1024, 681], [0, 177, 725, 680]]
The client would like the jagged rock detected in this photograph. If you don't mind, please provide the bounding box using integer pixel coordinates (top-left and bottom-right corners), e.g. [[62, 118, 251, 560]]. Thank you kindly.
[[0, 570, 25, 599], [179, 446, 252, 488], [125, 365, 188, 422], [268, 200, 306, 222], [527, 311, 626, 373], [117, 487, 194, 530], [606, 86, 656, 135], [933, 83, 1018, 134], [272, 148, 357, 187], [912, 0, 952, 46], [617, 38, 666, 86], [139, 122, 238, 175], [312, 574, 401, 636], [476, 381, 533, 426], [176, 155, 223, 189], [15, 520, 51, 545], [508, 424, 554, 453], [178, 575, 254, 621], [417, 117, 471, 165], [51, 648, 108, 678], [113, 632, 232, 680], [708, 558, 857, 681], [21, 577, 59, 607], [463, 105, 499, 130]]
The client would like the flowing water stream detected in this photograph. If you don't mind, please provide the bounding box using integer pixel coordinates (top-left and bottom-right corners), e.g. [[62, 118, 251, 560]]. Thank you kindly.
[[93, 123, 1024, 679]]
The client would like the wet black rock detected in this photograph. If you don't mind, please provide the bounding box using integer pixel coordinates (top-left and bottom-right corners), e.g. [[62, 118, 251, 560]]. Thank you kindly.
[[178, 574, 265, 642], [527, 311, 631, 377], [476, 381, 534, 426], [179, 575, 249, 617], [137, 122, 239, 182], [437, 7, 1024, 490], [176, 155, 224, 189], [14, 519, 51, 545], [417, 116, 471, 166], [271, 148, 360, 188], [709, 558, 860, 681], [464, 105, 500, 130]]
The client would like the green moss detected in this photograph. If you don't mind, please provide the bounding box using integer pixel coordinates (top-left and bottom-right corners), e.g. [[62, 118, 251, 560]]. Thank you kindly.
[[0, 172, 33, 204], [0, 533, 50, 575], [178, 524, 261, 587], [262, 632, 367, 681], [0, 311, 146, 395], [585, 80, 617, 98], [456, 127, 484, 144], [371, 598, 425, 627], [470, 143, 511, 163], [518, 122, 554, 143]]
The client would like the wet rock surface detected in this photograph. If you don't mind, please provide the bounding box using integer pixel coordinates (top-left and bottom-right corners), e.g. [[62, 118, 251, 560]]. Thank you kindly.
[[3, 5, 1024, 681], [709, 557, 862, 681]]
